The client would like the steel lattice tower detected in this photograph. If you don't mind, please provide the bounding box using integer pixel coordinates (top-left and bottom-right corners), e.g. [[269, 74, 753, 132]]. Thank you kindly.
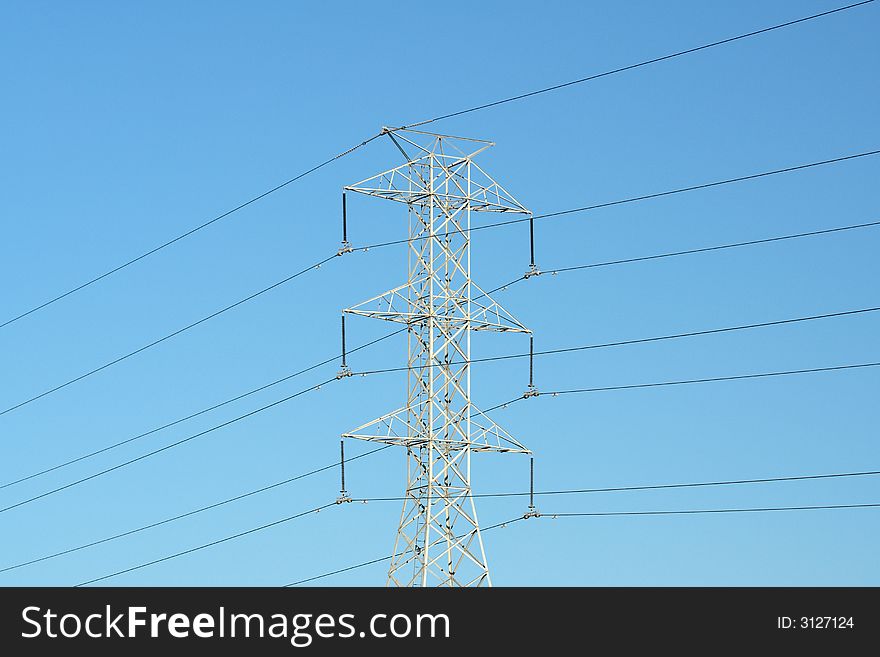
[[341, 129, 532, 587]]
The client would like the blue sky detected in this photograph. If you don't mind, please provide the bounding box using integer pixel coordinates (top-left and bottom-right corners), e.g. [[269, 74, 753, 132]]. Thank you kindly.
[[0, 0, 877, 586]]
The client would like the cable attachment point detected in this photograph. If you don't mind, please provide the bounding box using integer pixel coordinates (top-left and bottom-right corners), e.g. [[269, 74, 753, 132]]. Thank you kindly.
[[523, 263, 542, 279], [337, 241, 353, 257]]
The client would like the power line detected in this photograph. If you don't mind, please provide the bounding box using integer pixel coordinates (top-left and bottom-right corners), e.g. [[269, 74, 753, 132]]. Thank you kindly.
[[530, 152, 880, 222], [9, 149, 874, 419], [11, 2, 878, 588], [65, 488, 880, 585], [283, 516, 527, 587], [0, 446, 390, 574], [9, 1, 866, 335], [354, 150, 880, 251], [77, 510, 523, 587], [12, 219, 868, 488], [9, 455, 866, 575], [541, 503, 880, 519], [282, 499, 880, 585], [75, 502, 338, 587], [355, 306, 880, 376], [486, 308, 880, 365], [483, 220, 880, 296], [546, 362, 880, 396], [20, 315, 867, 513], [284, 554, 393, 587], [1, 328, 404, 490], [4, 380, 490, 515], [0, 134, 382, 331], [354, 469, 880, 503], [12, 176, 876, 580], [482, 361, 880, 413], [550, 221, 880, 274], [396, 1, 875, 129], [0, 377, 337, 515], [0, 254, 337, 418]]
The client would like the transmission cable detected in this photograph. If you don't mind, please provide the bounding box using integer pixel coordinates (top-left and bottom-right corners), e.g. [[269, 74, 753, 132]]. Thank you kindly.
[[283, 516, 526, 587], [481, 361, 880, 414], [355, 306, 880, 377], [0, 445, 391, 574], [1, 134, 382, 331], [70, 492, 880, 585], [74, 502, 338, 587], [353, 150, 880, 252], [396, 1, 874, 129], [539, 503, 880, 519], [482, 219, 880, 297], [20, 221, 868, 489], [10, 456, 868, 575], [14, 310, 870, 512], [1, 328, 404, 490], [355, 469, 880, 503], [0, 377, 337, 515], [16, 219, 869, 488], [5, 1, 873, 329], [284, 554, 394, 587], [8, 149, 876, 418], [78, 513, 525, 587], [0, 254, 337, 418], [544, 362, 880, 397], [282, 498, 880, 585]]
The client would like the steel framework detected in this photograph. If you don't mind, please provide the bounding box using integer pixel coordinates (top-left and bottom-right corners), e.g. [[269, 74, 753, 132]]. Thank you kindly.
[[341, 129, 532, 587]]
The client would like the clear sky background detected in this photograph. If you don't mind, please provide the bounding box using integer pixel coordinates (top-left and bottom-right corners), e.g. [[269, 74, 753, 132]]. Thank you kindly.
[[0, 0, 877, 586]]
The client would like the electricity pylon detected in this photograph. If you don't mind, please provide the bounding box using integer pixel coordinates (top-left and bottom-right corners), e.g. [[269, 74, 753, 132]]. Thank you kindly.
[[341, 128, 532, 587]]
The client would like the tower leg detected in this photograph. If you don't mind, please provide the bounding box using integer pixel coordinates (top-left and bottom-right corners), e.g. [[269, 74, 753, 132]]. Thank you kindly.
[[387, 446, 489, 587]]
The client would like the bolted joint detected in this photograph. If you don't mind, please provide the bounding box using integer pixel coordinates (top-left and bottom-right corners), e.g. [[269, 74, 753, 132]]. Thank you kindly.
[[523, 385, 540, 399], [523, 263, 542, 279]]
